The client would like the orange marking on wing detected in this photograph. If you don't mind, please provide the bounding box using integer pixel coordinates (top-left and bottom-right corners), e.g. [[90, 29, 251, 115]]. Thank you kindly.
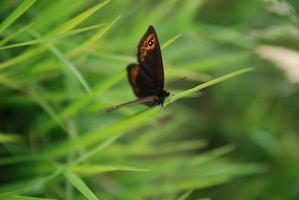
[[140, 33, 156, 61], [130, 67, 139, 86]]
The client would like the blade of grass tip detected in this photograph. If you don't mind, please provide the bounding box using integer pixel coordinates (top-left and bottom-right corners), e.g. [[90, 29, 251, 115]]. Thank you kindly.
[[0, 24, 105, 50], [68, 14, 121, 57], [153, 176, 231, 195], [167, 68, 254, 104], [0, 23, 33, 46], [0, 133, 23, 143], [189, 145, 235, 166], [0, 0, 110, 71], [0, 74, 22, 89], [64, 171, 99, 200], [87, 51, 135, 63], [161, 33, 182, 49], [48, 44, 92, 94], [72, 164, 150, 175], [56, 0, 111, 34], [26, 87, 66, 131], [177, 190, 193, 200], [69, 134, 121, 167], [0, 47, 44, 70], [0, 0, 36, 35], [6, 195, 56, 200]]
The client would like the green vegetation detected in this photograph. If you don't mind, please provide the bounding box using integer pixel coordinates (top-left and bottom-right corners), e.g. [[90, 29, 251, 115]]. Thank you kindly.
[[0, 0, 298, 199]]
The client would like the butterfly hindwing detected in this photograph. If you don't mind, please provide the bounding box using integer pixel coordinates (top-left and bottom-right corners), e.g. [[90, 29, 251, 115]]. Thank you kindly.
[[137, 25, 164, 89], [127, 64, 159, 98]]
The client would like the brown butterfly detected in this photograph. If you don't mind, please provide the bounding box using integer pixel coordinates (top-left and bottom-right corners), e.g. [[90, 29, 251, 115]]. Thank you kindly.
[[103, 25, 169, 112]]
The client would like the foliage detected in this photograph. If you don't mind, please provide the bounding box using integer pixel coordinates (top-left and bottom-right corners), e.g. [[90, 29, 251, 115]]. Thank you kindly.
[[0, 0, 298, 199]]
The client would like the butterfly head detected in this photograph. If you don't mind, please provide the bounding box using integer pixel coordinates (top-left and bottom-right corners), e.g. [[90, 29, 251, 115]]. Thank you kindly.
[[157, 89, 170, 104]]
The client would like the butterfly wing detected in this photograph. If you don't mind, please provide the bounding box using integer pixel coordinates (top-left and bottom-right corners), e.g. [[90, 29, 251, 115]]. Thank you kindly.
[[127, 64, 159, 100], [137, 25, 164, 89]]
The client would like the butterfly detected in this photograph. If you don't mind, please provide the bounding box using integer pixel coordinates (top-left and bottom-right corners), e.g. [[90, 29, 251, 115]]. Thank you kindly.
[[103, 25, 170, 112]]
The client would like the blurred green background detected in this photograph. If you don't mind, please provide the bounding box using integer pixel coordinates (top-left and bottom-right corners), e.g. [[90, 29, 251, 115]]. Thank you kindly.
[[0, 0, 299, 199]]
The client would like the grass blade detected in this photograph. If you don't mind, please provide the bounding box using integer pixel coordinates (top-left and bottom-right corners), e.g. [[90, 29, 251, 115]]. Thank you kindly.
[[0, 24, 104, 50], [27, 87, 66, 131], [0, 23, 33, 46], [64, 171, 99, 200], [56, 0, 111, 34], [168, 68, 254, 104], [2, 194, 55, 200], [69, 14, 121, 57], [72, 164, 150, 175], [177, 190, 193, 200], [0, 0, 36, 34], [48, 45, 92, 94], [161, 33, 182, 49], [0, 133, 23, 143]]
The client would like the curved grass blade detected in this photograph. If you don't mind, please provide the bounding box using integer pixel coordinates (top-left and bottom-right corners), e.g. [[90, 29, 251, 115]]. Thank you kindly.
[[0, 24, 105, 50], [0, 74, 22, 89], [48, 45, 92, 94], [0, 0, 36, 35], [55, 0, 110, 34], [161, 33, 182, 49], [0, 23, 33, 46], [72, 164, 150, 175], [0, 133, 23, 143], [27, 87, 66, 131], [69, 14, 121, 57], [0, 194, 55, 200], [167, 68, 254, 104], [64, 171, 99, 200], [177, 190, 193, 200]]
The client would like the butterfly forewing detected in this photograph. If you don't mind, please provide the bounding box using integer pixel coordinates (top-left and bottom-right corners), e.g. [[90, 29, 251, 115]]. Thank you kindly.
[[137, 25, 164, 88]]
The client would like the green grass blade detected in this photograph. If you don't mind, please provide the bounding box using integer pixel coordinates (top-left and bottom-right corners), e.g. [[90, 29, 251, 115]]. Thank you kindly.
[[70, 134, 121, 166], [161, 33, 182, 49], [56, 0, 111, 34], [64, 171, 99, 200], [0, 47, 44, 70], [27, 87, 66, 131], [0, 0, 36, 34], [177, 190, 193, 200], [0, 23, 33, 46], [69, 14, 121, 57], [167, 68, 254, 104], [72, 164, 150, 175], [153, 176, 231, 195], [0, 74, 22, 89], [3, 194, 56, 200], [48, 45, 92, 94], [0, 133, 23, 143], [0, 24, 105, 50]]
